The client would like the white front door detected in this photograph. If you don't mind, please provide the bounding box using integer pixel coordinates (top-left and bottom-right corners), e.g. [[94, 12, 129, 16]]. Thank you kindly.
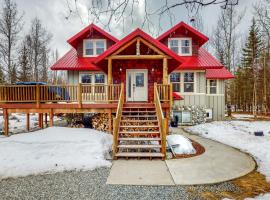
[[126, 69, 148, 101]]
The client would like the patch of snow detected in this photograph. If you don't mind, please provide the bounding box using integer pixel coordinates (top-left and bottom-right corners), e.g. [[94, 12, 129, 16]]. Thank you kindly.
[[185, 121, 270, 181], [245, 193, 270, 200], [0, 127, 112, 179], [233, 114, 254, 119], [167, 134, 196, 154]]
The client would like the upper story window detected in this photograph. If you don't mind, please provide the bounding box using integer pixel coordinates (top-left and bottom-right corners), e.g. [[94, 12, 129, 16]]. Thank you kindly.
[[170, 72, 181, 92], [207, 80, 217, 94], [84, 39, 106, 57], [184, 72, 194, 92], [168, 38, 192, 56]]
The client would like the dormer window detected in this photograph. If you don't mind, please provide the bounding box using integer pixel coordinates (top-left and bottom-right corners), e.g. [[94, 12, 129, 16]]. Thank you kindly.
[[83, 39, 106, 56], [168, 38, 192, 56]]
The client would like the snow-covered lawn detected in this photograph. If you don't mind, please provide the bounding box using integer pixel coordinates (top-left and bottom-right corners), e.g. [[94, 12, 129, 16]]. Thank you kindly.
[[0, 127, 112, 179], [185, 121, 270, 199]]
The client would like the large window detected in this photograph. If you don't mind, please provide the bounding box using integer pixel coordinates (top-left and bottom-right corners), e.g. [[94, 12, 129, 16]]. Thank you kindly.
[[80, 72, 106, 84], [170, 73, 181, 92], [84, 39, 106, 56], [184, 72, 194, 93], [208, 80, 217, 94], [168, 38, 192, 56]]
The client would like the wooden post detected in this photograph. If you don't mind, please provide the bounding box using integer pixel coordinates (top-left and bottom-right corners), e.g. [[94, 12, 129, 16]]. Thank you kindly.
[[3, 109, 9, 136], [49, 110, 54, 127], [136, 39, 140, 55], [40, 113, 44, 129], [26, 113, 30, 131], [36, 84, 40, 108], [108, 109, 112, 134], [163, 57, 168, 84], [108, 58, 112, 84], [78, 83, 82, 108], [45, 113, 48, 127], [169, 83, 173, 109]]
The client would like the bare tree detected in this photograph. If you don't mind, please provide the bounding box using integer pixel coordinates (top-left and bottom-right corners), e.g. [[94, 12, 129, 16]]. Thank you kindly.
[[65, 0, 239, 33], [0, 0, 23, 83], [28, 18, 52, 82]]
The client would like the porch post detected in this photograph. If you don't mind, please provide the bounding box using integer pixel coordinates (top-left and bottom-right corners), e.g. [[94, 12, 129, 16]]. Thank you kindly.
[[163, 57, 168, 84], [3, 109, 9, 136], [26, 113, 30, 131], [108, 58, 112, 84]]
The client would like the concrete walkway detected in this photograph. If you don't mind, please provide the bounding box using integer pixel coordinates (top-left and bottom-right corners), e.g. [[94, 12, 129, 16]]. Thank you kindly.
[[107, 128, 256, 185]]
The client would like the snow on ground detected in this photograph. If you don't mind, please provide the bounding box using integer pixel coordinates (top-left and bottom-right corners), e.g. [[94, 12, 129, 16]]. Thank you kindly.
[[185, 121, 270, 199], [0, 112, 62, 134], [233, 114, 254, 120], [0, 127, 112, 179], [167, 134, 196, 154], [245, 193, 270, 200]]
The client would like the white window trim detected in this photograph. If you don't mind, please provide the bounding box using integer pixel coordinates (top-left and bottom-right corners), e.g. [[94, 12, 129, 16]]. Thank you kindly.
[[207, 79, 219, 95], [83, 39, 107, 57], [169, 72, 197, 94], [79, 71, 107, 84], [168, 38, 192, 56]]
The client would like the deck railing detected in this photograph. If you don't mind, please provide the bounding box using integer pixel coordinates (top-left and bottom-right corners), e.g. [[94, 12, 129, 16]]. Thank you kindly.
[[0, 84, 121, 104], [112, 83, 124, 158], [154, 83, 168, 159], [156, 83, 173, 108]]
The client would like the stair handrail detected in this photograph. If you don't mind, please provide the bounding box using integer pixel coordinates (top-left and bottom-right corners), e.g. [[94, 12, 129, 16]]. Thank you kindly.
[[112, 83, 124, 158], [154, 83, 167, 158]]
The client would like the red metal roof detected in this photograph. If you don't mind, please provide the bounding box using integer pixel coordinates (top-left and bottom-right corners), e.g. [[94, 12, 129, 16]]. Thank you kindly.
[[176, 48, 223, 70], [206, 67, 234, 79], [51, 48, 101, 71], [94, 28, 185, 64], [173, 92, 184, 100], [157, 21, 209, 46], [67, 23, 119, 48]]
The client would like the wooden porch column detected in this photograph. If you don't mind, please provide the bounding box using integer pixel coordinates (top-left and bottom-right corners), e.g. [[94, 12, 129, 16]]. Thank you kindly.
[[49, 110, 54, 127], [108, 109, 112, 134], [45, 113, 48, 127], [26, 113, 30, 131], [39, 113, 44, 129], [108, 58, 112, 84], [163, 57, 168, 84], [3, 109, 9, 136]]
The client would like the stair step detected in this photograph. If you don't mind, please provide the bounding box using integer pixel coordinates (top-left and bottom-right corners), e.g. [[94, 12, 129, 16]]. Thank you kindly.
[[122, 115, 157, 118], [122, 111, 156, 113], [120, 125, 159, 128], [115, 152, 164, 158], [118, 144, 161, 149], [119, 131, 160, 134], [121, 120, 158, 123], [119, 137, 161, 141]]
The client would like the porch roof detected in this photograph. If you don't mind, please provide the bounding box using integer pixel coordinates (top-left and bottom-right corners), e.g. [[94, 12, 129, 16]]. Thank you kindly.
[[206, 67, 234, 79], [50, 48, 101, 71]]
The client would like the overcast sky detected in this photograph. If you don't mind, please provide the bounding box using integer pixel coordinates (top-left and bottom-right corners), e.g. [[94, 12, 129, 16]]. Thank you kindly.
[[13, 0, 255, 57]]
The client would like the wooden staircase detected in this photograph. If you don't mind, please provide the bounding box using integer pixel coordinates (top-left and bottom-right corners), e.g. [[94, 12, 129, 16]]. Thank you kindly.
[[115, 103, 165, 159]]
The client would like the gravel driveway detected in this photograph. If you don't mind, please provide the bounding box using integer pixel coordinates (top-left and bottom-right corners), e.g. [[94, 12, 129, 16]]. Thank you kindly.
[[0, 167, 239, 200]]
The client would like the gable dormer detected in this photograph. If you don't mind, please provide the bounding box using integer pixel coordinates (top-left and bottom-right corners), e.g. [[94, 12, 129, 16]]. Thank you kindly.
[[157, 21, 208, 56], [67, 23, 119, 57]]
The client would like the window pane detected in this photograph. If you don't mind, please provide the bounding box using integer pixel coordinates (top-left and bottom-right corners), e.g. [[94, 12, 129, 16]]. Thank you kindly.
[[172, 83, 180, 92], [96, 41, 105, 48], [85, 49, 94, 55], [81, 74, 92, 83], [96, 48, 104, 55], [95, 74, 105, 83], [135, 73, 144, 87], [210, 87, 217, 94], [170, 73, 180, 82], [85, 40, 94, 55], [170, 47, 178, 54], [169, 40, 178, 47], [184, 73, 194, 82], [182, 111, 191, 123], [184, 83, 194, 92], [182, 47, 190, 54], [181, 39, 190, 47], [210, 80, 217, 86]]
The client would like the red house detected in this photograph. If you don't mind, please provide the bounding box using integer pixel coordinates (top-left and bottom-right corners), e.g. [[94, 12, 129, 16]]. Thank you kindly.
[[0, 21, 233, 159]]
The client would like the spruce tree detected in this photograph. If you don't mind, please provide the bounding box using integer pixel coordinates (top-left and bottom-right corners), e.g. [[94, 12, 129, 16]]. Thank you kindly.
[[18, 44, 31, 82]]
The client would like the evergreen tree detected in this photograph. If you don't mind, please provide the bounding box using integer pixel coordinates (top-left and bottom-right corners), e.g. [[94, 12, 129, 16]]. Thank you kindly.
[[18, 44, 31, 82]]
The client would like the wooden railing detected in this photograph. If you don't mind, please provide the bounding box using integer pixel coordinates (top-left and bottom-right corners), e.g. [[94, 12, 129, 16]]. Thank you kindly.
[[156, 83, 173, 109], [0, 84, 121, 104], [154, 83, 168, 159], [112, 83, 124, 158]]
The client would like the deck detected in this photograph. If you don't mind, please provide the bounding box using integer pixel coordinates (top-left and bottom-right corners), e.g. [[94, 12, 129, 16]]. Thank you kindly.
[[0, 83, 172, 137]]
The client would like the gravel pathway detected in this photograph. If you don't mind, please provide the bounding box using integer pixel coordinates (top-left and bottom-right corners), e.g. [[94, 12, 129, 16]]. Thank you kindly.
[[0, 167, 239, 200]]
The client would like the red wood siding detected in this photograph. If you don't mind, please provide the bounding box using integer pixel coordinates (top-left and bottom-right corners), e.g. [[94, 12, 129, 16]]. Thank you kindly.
[[111, 59, 163, 102]]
